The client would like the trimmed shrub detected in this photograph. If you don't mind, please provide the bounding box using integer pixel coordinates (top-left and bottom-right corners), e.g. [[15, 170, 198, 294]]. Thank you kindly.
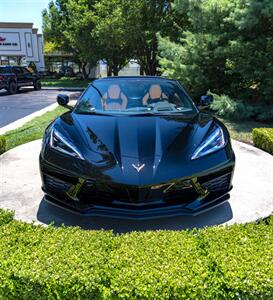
[[209, 93, 273, 122], [0, 135, 6, 155], [252, 128, 273, 155], [0, 209, 14, 226], [0, 209, 272, 299]]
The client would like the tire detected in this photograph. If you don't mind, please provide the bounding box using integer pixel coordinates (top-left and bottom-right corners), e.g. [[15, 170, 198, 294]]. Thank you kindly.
[[8, 81, 17, 95], [34, 80, 41, 91]]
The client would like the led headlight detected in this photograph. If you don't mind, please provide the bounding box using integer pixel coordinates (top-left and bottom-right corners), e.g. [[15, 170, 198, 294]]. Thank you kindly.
[[50, 128, 84, 160], [191, 125, 226, 160]]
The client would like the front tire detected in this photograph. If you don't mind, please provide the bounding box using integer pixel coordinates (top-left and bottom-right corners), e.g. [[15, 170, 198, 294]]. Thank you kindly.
[[8, 81, 17, 94], [34, 80, 41, 90]]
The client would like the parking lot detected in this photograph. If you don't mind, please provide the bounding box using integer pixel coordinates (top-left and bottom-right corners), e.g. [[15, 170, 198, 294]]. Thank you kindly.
[[0, 88, 65, 128]]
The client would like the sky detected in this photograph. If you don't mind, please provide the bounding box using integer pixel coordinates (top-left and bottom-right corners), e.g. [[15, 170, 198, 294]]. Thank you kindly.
[[0, 0, 50, 32]]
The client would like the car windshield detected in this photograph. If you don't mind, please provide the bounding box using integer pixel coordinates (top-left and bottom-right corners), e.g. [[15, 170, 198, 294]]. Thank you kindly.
[[74, 78, 197, 115]]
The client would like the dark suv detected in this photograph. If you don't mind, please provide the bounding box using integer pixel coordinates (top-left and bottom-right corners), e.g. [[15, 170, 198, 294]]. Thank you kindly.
[[0, 66, 41, 94]]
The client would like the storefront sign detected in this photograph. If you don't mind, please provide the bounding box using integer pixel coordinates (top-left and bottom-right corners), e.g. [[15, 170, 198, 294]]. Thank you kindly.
[[0, 33, 21, 51]]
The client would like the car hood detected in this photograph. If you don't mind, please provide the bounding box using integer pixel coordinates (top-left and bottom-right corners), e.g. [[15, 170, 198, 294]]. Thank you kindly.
[[55, 112, 215, 184]]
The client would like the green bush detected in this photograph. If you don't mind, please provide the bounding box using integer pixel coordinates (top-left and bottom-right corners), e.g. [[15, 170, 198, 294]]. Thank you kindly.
[[0, 136, 6, 155], [252, 128, 273, 155], [209, 93, 273, 122], [0, 209, 272, 299], [0, 209, 14, 226]]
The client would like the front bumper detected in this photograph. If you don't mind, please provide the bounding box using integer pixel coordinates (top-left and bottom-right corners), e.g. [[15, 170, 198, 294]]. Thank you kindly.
[[40, 161, 234, 220], [44, 192, 230, 220]]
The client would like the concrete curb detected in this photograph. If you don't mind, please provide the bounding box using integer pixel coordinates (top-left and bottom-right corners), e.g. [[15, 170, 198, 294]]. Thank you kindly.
[[42, 87, 85, 92]]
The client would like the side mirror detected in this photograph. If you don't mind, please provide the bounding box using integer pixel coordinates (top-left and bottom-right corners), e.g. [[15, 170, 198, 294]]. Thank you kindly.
[[57, 94, 73, 110], [198, 95, 213, 108]]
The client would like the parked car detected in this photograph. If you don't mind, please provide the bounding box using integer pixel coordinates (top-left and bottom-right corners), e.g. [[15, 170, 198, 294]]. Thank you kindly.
[[58, 66, 75, 77], [0, 65, 41, 94], [40, 76, 235, 219]]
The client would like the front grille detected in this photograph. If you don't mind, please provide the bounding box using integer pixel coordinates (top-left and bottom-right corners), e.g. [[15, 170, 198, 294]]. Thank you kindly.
[[77, 180, 198, 207], [78, 180, 116, 206], [202, 173, 232, 192], [163, 180, 198, 204], [44, 175, 72, 195], [43, 167, 233, 210]]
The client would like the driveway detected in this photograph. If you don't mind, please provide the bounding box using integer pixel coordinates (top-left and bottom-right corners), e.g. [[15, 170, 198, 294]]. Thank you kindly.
[[0, 88, 64, 128], [0, 139, 272, 232]]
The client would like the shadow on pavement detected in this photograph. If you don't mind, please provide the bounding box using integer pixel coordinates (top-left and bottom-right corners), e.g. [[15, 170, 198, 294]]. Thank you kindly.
[[37, 198, 233, 233]]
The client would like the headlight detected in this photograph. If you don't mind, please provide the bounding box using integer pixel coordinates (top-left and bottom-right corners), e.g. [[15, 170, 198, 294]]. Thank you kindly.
[[191, 125, 226, 160], [50, 128, 84, 160]]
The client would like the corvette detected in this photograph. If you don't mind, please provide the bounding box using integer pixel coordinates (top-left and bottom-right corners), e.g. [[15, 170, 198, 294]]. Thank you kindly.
[[40, 76, 235, 219]]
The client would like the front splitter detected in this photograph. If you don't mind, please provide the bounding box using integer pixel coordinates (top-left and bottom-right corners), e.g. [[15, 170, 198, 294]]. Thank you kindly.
[[44, 193, 230, 220]]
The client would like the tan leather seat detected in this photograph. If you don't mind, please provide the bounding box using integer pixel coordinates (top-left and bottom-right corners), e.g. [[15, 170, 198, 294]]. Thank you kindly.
[[142, 84, 167, 105], [102, 84, 127, 110]]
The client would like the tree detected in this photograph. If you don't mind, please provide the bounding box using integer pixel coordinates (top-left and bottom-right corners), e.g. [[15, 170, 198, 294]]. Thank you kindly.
[[159, 0, 273, 104], [43, 0, 100, 79], [121, 0, 179, 75], [93, 0, 131, 76], [226, 0, 273, 103], [159, 0, 241, 99], [43, 0, 182, 77]]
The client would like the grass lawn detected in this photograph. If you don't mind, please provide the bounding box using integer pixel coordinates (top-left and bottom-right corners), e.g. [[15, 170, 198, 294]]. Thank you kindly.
[[3, 106, 67, 151], [219, 117, 273, 144], [41, 77, 90, 88]]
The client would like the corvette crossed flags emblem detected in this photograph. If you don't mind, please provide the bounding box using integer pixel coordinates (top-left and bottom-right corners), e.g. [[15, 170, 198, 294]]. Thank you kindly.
[[132, 163, 145, 172]]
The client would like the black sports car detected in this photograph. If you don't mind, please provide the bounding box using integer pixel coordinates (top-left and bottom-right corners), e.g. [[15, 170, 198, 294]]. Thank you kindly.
[[40, 76, 235, 219]]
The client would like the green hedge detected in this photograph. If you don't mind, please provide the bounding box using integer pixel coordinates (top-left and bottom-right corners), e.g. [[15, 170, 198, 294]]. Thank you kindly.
[[0, 209, 272, 299], [0, 136, 6, 155], [209, 93, 273, 122], [252, 128, 273, 155]]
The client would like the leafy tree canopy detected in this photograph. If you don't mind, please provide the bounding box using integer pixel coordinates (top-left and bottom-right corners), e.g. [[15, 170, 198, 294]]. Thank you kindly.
[[42, 0, 180, 76]]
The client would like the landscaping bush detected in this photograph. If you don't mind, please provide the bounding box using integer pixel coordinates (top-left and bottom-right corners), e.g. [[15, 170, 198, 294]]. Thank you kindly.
[[0, 209, 14, 226], [252, 128, 273, 155], [209, 93, 273, 122], [0, 136, 6, 155], [0, 209, 272, 299]]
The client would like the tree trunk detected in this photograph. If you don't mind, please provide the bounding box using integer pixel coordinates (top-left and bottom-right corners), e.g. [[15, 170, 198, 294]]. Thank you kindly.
[[78, 62, 82, 74], [144, 60, 158, 75], [107, 62, 113, 77], [82, 62, 88, 79], [85, 64, 92, 77], [112, 65, 119, 76]]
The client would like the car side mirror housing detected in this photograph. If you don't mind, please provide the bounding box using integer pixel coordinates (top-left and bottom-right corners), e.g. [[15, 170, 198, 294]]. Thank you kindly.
[[57, 94, 73, 110], [198, 95, 213, 109]]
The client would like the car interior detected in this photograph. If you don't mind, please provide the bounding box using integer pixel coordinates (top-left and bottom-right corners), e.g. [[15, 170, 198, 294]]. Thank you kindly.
[[76, 80, 191, 114], [101, 83, 171, 111]]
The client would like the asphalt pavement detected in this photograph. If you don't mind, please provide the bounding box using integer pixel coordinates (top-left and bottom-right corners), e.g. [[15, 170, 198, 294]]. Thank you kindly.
[[0, 88, 71, 128]]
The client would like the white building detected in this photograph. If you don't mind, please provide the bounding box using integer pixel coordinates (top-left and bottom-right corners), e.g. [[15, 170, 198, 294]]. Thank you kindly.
[[0, 22, 45, 71]]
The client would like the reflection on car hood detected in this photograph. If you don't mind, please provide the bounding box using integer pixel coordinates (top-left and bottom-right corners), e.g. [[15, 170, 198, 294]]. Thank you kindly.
[[74, 112, 212, 156], [54, 112, 215, 184]]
